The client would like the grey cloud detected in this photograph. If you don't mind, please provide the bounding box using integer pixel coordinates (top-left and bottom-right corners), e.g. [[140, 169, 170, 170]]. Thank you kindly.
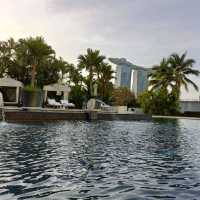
[[0, 0, 200, 98]]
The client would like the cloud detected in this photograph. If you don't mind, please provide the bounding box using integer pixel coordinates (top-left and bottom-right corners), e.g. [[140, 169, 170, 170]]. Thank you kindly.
[[0, 0, 199, 99]]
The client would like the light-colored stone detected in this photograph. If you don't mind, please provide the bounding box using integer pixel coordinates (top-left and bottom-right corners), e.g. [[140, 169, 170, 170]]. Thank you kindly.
[[113, 106, 127, 113]]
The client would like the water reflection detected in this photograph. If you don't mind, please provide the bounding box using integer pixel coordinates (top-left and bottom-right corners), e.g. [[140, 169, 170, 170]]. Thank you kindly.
[[140, 119, 200, 199], [0, 120, 200, 199]]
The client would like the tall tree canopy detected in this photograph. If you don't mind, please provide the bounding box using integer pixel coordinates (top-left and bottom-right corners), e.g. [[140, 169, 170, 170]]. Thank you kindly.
[[98, 62, 115, 102], [0, 37, 72, 88], [0, 37, 115, 107], [169, 52, 199, 96], [139, 52, 199, 115], [16, 37, 55, 87], [149, 52, 199, 98], [0, 38, 16, 77], [78, 48, 106, 98]]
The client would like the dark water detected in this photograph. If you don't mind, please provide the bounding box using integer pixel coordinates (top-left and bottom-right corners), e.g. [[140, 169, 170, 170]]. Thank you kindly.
[[0, 119, 200, 200]]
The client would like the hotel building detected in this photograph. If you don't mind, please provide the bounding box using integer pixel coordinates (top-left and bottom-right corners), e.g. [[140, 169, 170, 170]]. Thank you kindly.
[[109, 58, 151, 97]]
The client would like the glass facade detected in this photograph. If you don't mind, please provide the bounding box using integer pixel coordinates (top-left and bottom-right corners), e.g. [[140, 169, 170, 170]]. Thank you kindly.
[[116, 65, 149, 96], [137, 70, 148, 95], [120, 64, 132, 88], [111, 58, 150, 96]]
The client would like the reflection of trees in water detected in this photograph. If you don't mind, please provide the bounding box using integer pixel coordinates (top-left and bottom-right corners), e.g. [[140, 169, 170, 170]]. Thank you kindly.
[[143, 118, 199, 187], [70, 121, 112, 171], [147, 119, 182, 157], [68, 120, 136, 196], [1, 120, 199, 199], [0, 123, 57, 196]]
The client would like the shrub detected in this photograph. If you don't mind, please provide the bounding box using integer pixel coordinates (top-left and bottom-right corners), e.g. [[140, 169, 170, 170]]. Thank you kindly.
[[23, 85, 42, 92], [138, 89, 179, 115], [69, 85, 86, 109]]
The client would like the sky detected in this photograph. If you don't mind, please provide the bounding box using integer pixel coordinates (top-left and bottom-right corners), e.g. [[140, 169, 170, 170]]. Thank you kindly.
[[0, 0, 200, 99]]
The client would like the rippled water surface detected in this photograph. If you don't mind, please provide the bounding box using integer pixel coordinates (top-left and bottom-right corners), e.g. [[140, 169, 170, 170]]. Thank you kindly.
[[1, 119, 200, 200]]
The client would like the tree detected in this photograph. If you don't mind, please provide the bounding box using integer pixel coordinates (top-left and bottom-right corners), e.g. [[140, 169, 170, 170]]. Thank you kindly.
[[69, 85, 86, 109], [16, 36, 55, 87], [149, 58, 174, 92], [149, 53, 199, 98], [36, 57, 67, 87], [112, 87, 137, 107], [0, 37, 74, 88], [67, 64, 84, 86], [78, 48, 105, 98], [0, 38, 16, 77], [145, 52, 199, 115], [138, 89, 179, 115], [98, 62, 115, 102], [65, 62, 87, 108], [169, 52, 199, 97]]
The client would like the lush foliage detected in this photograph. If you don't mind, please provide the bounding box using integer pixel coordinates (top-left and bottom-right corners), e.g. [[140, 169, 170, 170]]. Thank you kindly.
[[138, 89, 179, 115], [78, 48, 114, 101], [112, 87, 137, 107], [23, 85, 42, 92], [140, 52, 200, 115], [0, 37, 70, 88], [68, 85, 86, 109], [0, 37, 115, 108], [1, 36, 199, 110], [149, 52, 199, 96]]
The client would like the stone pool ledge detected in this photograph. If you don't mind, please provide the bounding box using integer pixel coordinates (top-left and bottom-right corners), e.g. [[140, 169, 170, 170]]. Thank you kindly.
[[153, 115, 200, 120], [1, 107, 151, 122]]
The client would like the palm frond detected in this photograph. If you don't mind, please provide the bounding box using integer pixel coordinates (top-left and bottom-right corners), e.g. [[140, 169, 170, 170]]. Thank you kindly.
[[184, 77, 199, 91]]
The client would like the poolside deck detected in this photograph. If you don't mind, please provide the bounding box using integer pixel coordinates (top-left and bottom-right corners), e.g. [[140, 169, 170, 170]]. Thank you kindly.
[[1, 107, 152, 122]]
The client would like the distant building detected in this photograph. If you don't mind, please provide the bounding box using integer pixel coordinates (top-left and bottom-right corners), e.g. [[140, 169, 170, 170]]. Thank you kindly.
[[109, 58, 151, 96], [180, 100, 200, 113]]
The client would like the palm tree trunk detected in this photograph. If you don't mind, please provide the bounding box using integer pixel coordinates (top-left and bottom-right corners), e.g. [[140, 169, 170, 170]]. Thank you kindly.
[[31, 64, 36, 87], [89, 66, 93, 98], [172, 83, 180, 99]]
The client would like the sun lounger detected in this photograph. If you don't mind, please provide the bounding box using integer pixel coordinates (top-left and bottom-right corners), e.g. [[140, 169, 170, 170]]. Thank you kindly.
[[60, 100, 75, 108], [47, 99, 62, 108]]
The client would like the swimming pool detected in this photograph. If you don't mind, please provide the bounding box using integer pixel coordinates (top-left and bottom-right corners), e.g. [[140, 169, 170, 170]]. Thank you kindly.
[[0, 119, 200, 199]]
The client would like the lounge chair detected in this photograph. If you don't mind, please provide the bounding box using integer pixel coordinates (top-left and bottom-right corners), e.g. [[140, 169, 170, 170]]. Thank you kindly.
[[47, 99, 62, 108], [60, 100, 75, 108]]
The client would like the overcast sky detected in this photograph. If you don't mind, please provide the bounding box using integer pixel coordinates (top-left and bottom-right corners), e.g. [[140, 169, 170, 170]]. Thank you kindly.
[[0, 0, 200, 99]]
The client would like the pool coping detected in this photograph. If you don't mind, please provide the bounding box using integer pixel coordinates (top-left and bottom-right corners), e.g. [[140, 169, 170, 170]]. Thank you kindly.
[[1, 107, 152, 122], [153, 115, 200, 120]]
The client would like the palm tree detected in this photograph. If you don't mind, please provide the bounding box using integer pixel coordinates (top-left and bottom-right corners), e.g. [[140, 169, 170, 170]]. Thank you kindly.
[[149, 58, 174, 92], [169, 52, 199, 97], [0, 38, 16, 77], [16, 36, 55, 87], [67, 64, 84, 86], [149, 53, 199, 99], [98, 62, 115, 100], [78, 48, 105, 98]]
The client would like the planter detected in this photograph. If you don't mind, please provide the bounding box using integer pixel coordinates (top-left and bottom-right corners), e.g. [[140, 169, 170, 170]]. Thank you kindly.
[[113, 106, 128, 113], [22, 90, 44, 107]]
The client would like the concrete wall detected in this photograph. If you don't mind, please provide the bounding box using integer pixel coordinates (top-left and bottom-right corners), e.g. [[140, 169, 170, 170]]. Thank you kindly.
[[180, 101, 200, 113], [3, 110, 151, 122]]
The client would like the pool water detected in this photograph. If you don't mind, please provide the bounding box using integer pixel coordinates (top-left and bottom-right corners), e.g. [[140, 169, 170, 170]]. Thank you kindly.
[[0, 119, 200, 200]]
